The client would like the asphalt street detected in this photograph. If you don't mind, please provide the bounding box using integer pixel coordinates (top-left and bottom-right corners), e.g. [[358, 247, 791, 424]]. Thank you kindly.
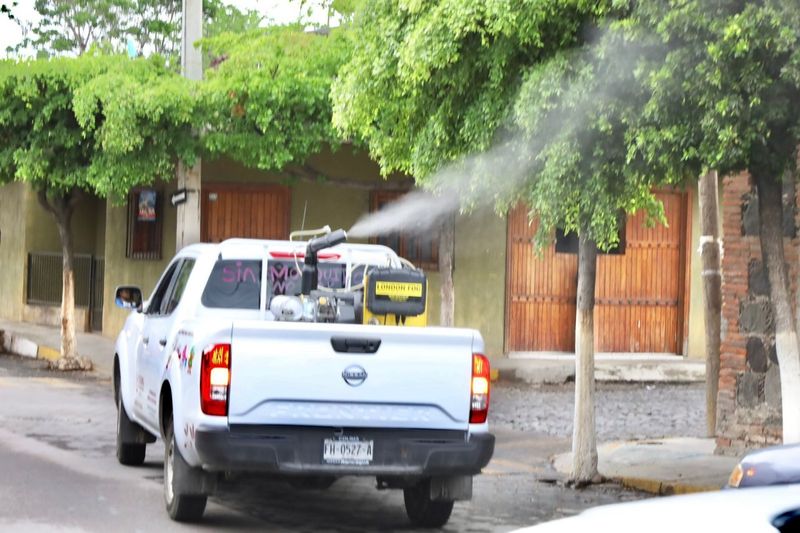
[[0, 355, 664, 532]]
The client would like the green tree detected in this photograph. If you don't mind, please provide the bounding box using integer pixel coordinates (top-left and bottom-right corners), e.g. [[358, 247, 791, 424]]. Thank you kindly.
[[125, 0, 181, 58], [200, 25, 351, 176], [621, 0, 800, 443], [204, 0, 263, 39], [333, 0, 650, 483], [0, 55, 196, 367], [15, 0, 260, 61], [17, 0, 130, 56]]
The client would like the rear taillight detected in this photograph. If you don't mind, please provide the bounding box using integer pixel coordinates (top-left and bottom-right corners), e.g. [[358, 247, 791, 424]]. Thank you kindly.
[[201, 343, 231, 416], [470, 353, 490, 424]]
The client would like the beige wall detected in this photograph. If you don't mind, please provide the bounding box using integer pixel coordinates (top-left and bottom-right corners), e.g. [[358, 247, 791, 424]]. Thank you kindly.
[[0, 183, 30, 321], [26, 194, 105, 255], [453, 207, 507, 359], [686, 187, 705, 359], [102, 186, 177, 338]]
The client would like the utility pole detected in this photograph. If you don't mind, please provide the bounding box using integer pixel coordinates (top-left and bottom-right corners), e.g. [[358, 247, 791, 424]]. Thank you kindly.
[[699, 171, 721, 437], [176, 0, 203, 251]]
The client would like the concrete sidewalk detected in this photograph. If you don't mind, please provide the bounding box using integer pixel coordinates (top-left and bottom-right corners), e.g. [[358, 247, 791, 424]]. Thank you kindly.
[[493, 353, 706, 384], [0, 318, 114, 378], [553, 438, 738, 495]]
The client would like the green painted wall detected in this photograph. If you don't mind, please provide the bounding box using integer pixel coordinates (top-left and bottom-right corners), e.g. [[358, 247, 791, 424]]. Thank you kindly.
[[0, 183, 29, 321], [102, 186, 177, 338], [453, 208, 507, 359]]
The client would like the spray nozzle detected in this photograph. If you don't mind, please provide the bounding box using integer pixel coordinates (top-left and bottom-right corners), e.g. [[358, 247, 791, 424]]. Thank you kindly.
[[301, 229, 348, 295]]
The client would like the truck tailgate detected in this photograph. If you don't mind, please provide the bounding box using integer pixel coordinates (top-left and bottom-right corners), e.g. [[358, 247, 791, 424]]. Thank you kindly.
[[227, 322, 476, 431]]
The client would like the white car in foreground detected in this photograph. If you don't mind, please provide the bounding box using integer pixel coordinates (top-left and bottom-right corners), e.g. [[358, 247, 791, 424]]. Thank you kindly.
[[514, 484, 800, 533]]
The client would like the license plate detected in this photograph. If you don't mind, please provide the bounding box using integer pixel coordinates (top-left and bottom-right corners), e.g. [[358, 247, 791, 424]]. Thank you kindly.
[[323, 437, 373, 465]]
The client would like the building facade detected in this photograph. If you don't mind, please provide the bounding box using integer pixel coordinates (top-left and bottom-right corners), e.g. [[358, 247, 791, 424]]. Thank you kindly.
[[0, 147, 708, 364]]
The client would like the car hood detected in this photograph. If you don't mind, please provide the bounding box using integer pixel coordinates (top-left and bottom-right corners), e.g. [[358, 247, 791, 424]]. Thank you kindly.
[[740, 444, 800, 487], [514, 484, 800, 533]]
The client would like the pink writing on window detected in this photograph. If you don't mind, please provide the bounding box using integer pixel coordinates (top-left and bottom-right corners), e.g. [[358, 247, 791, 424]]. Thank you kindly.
[[222, 261, 259, 284]]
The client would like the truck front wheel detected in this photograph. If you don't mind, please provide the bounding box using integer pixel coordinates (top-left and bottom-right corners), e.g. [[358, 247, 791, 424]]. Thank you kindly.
[[116, 393, 146, 466], [164, 416, 207, 522], [403, 478, 455, 528]]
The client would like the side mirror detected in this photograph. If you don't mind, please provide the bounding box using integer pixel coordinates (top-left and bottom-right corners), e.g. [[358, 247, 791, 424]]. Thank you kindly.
[[115, 286, 143, 311]]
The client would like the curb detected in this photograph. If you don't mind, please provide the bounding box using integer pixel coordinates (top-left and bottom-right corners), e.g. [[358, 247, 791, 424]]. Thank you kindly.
[[618, 476, 721, 496], [492, 363, 705, 384], [0, 329, 61, 362]]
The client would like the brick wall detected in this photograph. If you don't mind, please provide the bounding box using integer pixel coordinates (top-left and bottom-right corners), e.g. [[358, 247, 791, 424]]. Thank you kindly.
[[716, 172, 797, 455]]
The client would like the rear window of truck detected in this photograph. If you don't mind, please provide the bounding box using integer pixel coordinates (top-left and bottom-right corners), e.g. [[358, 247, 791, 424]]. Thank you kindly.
[[202, 260, 261, 309], [202, 259, 367, 309]]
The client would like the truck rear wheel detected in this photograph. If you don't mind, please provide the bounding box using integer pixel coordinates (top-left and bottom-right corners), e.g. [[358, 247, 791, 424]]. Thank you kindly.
[[403, 478, 455, 528], [164, 416, 207, 522], [116, 393, 146, 466]]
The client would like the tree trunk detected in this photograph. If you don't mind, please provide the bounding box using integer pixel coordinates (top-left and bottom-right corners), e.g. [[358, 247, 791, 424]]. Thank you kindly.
[[571, 233, 598, 482], [699, 171, 722, 437], [37, 188, 85, 367], [438, 216, 455, 327], [755, 172, 800, 443], [56, 207, 77, 359]]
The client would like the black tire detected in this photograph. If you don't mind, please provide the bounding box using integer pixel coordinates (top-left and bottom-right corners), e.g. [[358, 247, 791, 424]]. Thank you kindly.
[[164, 416, 207, 522], [116, 392, 146, 466], [403, 478, 455, 528]]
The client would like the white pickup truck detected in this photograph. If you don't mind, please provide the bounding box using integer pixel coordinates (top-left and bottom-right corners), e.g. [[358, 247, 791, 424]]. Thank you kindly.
[[113, 229, 494, 527]]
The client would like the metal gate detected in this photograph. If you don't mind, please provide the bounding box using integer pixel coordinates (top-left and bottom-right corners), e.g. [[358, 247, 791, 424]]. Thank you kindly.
[[27, 252, 105, 332], [90, 258, 104, 331]]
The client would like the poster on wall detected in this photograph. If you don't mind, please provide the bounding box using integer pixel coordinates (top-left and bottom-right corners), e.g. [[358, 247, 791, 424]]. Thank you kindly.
[[138, 189, 157, 222]]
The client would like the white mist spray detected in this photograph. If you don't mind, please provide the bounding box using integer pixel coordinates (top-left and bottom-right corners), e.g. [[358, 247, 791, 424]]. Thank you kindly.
[[347, 27, 655, 239]]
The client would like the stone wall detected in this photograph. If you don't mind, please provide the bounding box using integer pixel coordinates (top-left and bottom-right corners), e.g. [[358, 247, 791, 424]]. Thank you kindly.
[[716, 173, 797, 455]]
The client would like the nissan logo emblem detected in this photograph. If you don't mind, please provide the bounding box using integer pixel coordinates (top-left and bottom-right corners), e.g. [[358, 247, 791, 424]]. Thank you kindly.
[[342, 365, 368, 387]]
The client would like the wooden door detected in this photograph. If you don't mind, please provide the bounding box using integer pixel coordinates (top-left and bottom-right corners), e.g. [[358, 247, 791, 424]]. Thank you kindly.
[[505, 190, 689, 353], [506, 212, 578, 352], [201, 184, 290, 243]]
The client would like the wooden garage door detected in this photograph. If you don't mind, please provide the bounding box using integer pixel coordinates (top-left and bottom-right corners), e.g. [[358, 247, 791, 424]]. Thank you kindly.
[[506, 190, 689, 353], [201, 184, 290, 242]]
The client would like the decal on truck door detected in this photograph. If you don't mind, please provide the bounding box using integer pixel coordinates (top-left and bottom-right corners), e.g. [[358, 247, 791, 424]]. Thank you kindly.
[[175, 344, 196, 375]]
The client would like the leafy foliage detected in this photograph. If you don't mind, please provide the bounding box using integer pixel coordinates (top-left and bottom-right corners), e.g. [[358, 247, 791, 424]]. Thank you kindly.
[[334, 0, 800, 249], [510, 21, 668, 248], [200, 25, 351, 171], [333, 0, 654, 249], [18, 0, 130, 56], [626, 0, 800, 183], [204, 0, 263, 39], [0, 54, 196, 200], [15, 0, 261, 62], [333, 0, 617, 178], [125, 0, 182, 58]]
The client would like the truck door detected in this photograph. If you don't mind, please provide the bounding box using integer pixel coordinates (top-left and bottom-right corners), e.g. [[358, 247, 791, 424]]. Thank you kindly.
[[135, 259, 181, 424], [143, 259, 196, 427]]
